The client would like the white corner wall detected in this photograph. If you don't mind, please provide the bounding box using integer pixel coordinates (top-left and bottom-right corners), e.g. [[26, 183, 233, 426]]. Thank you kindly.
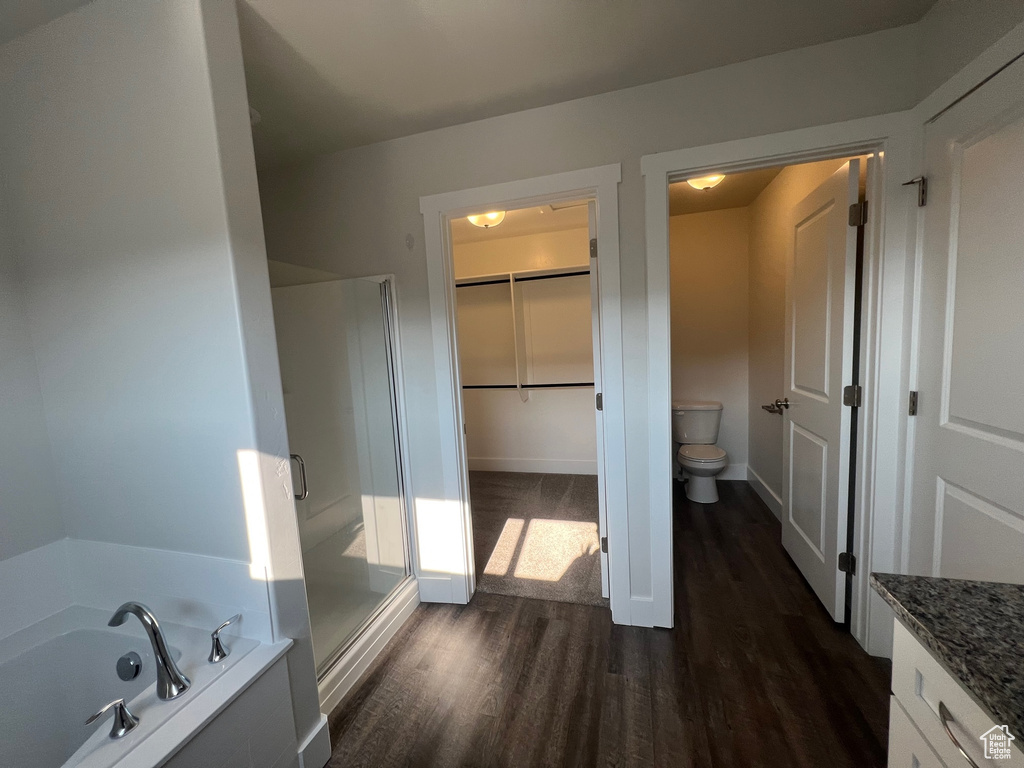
[[746, 159, 847, 514], [0, 0, 324, 760], [0, 194, 64, 562], [669, 209, 749, 476], [0, 0, 254, 559]]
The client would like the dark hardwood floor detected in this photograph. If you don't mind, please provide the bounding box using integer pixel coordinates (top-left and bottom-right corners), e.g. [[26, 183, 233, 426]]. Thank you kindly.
[[326, 480, 891, 767]]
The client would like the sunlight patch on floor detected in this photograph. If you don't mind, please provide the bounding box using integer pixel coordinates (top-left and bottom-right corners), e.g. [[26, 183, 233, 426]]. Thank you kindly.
[[513, 519, 600, 582], [483, 517, 525, 576]]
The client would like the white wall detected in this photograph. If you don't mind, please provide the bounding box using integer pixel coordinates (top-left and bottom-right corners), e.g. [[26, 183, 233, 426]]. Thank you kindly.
[[669, 209, 749, 474], [255, 11, 1022, 615], [0, 190, 64, 561], [0, 0, 324, 757], [746, 159, 847, 511], [0, 0, 255, 559], [454, 227, 589, 277], [257, 26, 923, 608]]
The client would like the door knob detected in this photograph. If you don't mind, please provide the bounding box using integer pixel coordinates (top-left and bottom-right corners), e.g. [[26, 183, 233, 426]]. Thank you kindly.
[[774, 398, 790, 410]]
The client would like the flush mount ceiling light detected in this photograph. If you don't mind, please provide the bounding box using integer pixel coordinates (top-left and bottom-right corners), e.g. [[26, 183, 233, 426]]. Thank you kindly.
[[467, 211, 506, 228], [686, 174, 726, 191]]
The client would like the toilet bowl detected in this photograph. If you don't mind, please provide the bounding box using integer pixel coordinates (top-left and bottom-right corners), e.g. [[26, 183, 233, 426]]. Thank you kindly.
[[676, 444, 728, 503], [672, 400, 728, 504]]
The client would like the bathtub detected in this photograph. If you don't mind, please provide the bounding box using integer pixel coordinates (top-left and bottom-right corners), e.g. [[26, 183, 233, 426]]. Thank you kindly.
[[0, 605, 291, 767]]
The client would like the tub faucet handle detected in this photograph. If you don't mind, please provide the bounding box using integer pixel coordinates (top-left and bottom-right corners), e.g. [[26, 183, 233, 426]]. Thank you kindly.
[[86, 698, 139, 739], [209, 613, 241, 663]]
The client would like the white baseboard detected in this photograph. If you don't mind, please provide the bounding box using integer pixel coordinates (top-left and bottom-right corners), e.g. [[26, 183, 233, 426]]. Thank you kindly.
[[318, 578, 420, 715], [747, 466, 782, 520], [296, 713, 331, 768], [467, 457, 597, 474], [719, 463, 747, 481]]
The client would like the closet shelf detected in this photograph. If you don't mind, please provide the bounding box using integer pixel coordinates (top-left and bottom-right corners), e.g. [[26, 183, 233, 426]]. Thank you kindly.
[[455, 267, 590, 288], [462, 382, 595, 390]]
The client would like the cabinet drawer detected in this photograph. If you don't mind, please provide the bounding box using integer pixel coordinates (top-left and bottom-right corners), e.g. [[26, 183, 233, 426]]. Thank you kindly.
[[890, 696, 949, 768], [891, 620, 1018, 767]]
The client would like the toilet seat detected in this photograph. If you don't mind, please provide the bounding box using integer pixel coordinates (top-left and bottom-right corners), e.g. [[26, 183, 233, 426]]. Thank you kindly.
[[677, 444, 726, 463]]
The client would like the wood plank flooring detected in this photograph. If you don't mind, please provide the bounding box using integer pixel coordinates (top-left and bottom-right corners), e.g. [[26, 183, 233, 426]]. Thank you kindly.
[[326, 480, 891, 767]]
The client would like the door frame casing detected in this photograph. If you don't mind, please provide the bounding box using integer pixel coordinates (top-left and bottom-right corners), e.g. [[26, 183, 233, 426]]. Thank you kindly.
[[419, 164, 630, 622], [642, 113, 920, 654]]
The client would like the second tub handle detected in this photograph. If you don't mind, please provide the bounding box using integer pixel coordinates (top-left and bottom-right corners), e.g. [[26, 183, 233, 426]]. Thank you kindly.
[[209, 613, 242, 663], [290, 454, 308, 500], [86, 698, 139, 739]]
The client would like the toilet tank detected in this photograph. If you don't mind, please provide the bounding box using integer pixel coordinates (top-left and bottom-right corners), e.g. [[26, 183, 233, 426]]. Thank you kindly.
[[672, 400, 723, 444]]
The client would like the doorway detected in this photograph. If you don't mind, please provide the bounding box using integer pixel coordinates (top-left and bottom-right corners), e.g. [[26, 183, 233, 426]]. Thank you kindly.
[[269, 267, 414, 677], [667, 156, 868, 626], [418, 164, 631, 621], [450, 201, 607, 606], [643, 114, 919, 653]]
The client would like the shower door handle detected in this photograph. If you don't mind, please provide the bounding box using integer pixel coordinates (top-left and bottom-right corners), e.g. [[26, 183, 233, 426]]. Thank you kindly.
[[290, 454, 309, 500]]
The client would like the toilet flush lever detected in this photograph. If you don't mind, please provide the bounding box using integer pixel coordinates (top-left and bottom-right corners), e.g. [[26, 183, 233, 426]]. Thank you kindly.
[[209, 614, 241, 663]]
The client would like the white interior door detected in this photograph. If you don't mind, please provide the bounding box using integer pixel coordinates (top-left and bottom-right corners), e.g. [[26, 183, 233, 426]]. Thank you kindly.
[[782, 159, 860, 622], [908, 57, 1024, 582], [589, 200, 609, 597]]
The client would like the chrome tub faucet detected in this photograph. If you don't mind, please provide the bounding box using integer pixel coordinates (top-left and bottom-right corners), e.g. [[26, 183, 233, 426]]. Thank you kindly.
[[108, 602, 191, 700]]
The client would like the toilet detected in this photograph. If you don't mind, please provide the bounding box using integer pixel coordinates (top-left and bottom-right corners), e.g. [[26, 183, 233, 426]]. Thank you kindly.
[[672, 400, 728, 503]]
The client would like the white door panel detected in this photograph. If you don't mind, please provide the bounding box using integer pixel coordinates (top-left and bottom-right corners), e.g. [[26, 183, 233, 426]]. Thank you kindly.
[[909, 56, 1024, 581], [782, 160, 860, 621]]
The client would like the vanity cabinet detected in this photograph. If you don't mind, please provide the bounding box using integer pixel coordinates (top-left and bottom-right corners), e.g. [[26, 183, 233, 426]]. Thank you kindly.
[[887, 620, 1016, 767]]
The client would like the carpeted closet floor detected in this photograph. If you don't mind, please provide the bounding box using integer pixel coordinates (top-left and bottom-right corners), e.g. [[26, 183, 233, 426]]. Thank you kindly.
[[469, 471, 606, 607]]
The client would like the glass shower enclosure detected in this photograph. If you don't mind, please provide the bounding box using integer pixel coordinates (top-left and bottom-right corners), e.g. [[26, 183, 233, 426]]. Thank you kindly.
[[271, 274, 410, 675]]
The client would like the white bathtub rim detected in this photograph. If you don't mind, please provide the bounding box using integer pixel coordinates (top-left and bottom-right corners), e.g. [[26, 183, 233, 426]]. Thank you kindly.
[[0, 604, 291, 768], [71, 637, 291, 768]]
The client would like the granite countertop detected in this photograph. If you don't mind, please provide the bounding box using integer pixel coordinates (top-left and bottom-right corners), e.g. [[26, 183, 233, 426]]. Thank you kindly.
[[871, 572, 1024, 740]]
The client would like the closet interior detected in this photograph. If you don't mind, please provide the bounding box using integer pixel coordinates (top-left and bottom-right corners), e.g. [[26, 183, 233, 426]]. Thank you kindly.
[[452, 202, 607, 607]]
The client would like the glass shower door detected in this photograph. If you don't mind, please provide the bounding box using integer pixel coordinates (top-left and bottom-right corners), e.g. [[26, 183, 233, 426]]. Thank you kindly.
[[271, 275, 410, 674]]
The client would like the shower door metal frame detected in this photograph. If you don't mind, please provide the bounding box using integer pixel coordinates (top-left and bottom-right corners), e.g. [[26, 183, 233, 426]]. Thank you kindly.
[[314, 273, 416, 681]]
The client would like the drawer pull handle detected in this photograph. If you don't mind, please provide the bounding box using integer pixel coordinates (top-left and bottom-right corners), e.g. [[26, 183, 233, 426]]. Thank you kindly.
[[939, 701, 981, 768]]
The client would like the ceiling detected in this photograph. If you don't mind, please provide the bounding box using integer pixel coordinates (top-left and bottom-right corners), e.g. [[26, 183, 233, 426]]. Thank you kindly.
[[0, 0, 92, 45], [1, 0, 937, 168], [451, 202, 588, 245], [669, 167, 783, 216], [236, 0, 936, 167]]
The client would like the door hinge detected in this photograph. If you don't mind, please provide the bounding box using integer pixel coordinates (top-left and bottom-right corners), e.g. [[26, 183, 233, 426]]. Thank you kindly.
[[848, 201, 868, 227], [908, 390, 919, 416], [601, 536, 608, 554], [843, 384, 862, 407], [902, 176, 928, 207], [837, 552, 856, 575], [589, 237, 598, 259], [596, 392, 603, 411]]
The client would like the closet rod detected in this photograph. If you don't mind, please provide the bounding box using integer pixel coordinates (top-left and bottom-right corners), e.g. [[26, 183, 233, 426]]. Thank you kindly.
[[462, 382, 595, 390], [455, 269, 590, 288]]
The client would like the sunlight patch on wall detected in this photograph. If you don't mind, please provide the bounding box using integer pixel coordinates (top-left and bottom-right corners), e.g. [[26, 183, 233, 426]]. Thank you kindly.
[[415, 498, 467, 575], [238, 448, 271, 581]]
